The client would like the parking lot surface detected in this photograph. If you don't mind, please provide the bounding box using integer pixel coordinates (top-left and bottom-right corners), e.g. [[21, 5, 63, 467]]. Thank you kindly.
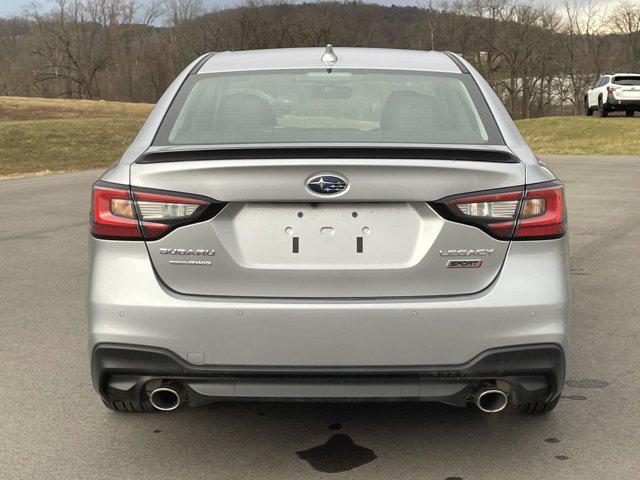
[[1, 155, 639, 479]]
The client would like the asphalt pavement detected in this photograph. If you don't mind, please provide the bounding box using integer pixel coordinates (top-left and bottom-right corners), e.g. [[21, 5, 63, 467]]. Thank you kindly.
[[1, 155, 639, 479]]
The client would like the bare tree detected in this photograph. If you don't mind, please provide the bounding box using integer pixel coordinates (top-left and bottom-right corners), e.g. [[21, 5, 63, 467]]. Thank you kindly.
[[0, 0, 637, 116], [609, 0, 640, 70], [562, 0, 608, 114], [164, 0, 203, 25]]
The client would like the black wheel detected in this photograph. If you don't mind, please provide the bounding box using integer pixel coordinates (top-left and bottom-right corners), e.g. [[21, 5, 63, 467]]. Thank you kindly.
[[584, 98, 593, 116], [515, 397, 559, 415], [626, 110, 634, 117], [102, 398, 155, 413], [598, 97, 608, 117]]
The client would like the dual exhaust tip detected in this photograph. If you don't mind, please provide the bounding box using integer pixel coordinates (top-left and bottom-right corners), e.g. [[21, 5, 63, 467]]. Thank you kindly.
[[474, 386, 509, 413], [149, 383, 508, 413]]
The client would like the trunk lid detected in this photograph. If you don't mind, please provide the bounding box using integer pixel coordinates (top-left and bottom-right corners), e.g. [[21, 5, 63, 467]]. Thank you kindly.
[[130, 148, 525, 298]]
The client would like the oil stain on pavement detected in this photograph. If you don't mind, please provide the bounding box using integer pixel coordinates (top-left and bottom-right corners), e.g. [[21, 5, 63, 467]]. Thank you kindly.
[[565, 379, 609, 388], [296, 434, 377, 473], [562, 394, 588, 401]]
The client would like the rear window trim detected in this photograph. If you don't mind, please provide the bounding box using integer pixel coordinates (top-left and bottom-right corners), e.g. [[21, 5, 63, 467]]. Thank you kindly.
[[152, 68, 505, 147]]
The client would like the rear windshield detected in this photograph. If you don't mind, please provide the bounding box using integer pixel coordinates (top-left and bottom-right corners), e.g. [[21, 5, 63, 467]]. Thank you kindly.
[[155, 69, 502, 146], [613, 76, 640, 86]]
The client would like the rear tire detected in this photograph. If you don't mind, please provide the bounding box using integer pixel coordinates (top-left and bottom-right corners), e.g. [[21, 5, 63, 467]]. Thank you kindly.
[[102, 398, 155, 413], [584, 98, 593, 116], [598, 97, 608, 117], [515, 397, 559, 415], [626, 110, 635, 117]]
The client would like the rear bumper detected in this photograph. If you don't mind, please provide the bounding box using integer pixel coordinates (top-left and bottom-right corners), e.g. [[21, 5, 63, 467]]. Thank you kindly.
[[606, 95, 640, 109], [92, 343, 565, 406], [88, 235, 569, 404]]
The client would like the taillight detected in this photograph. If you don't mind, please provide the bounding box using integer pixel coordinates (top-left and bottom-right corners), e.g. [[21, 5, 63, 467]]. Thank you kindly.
[[91, 182, 223, 240], [91, 184, 142, 239], [431, 181, 566, 240], [445, 189, 523, 238], [132, 189, 209, 239], [514, 183, 566, 239]]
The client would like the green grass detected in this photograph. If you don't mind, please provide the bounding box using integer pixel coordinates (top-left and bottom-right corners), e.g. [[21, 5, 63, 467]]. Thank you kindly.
[[0, 96, 153, 122], [0, 117, 144, 177], [515, 115, 640, 155]]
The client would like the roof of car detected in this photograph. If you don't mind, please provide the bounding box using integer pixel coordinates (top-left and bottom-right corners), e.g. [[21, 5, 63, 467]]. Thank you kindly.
[[197, 47, 462, 74]]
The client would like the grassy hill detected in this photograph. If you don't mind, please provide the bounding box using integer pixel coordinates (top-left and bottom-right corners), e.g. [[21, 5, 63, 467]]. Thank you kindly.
[[1, 96, 638, 177], [0, 96, 153, 122], [515, 115, 640, 155], [0, 97, 153, 177]]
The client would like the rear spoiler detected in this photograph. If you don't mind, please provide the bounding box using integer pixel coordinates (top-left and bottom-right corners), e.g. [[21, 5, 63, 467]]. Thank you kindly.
[[137, 147, 520, 164]]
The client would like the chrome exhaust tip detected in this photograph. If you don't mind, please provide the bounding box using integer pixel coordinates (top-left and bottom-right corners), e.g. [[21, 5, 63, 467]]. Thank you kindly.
[[475, 387, 509, 413], [149, 387, 181, 411]]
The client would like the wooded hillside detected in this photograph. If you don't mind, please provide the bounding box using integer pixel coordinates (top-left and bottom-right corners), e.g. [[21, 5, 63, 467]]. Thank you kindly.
[[1, 0, 639, 118]]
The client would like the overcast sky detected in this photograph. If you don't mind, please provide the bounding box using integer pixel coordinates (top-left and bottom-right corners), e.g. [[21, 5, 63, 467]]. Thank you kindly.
[[0, 0, 618, 19], [3, 0, 232, 17]]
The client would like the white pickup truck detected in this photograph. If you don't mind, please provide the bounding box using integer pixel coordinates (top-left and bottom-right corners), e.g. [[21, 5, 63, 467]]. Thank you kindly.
[[585, 73, 640, 117]]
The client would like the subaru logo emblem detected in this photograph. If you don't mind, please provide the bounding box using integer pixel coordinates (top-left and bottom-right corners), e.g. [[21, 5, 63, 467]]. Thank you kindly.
[[306, 173, 349, 195]]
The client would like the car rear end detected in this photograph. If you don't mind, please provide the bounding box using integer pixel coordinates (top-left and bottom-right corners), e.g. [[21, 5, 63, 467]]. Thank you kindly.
[[88, 48, 568, 414], [607, 74, 640, 114]]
